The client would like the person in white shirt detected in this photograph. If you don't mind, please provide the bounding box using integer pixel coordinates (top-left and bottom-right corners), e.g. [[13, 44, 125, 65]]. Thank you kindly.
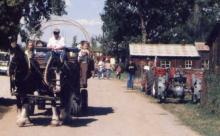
[[47, 28, 65, 50], [46, 28, 66, 62]]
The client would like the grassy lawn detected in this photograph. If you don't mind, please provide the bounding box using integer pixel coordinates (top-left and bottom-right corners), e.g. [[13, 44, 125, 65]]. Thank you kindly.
[[161, 102, 220, 136], [144, 95, 220, 136]]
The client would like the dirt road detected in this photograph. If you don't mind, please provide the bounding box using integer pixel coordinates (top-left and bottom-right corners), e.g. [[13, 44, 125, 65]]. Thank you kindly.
[[0, 76, 200, 136]]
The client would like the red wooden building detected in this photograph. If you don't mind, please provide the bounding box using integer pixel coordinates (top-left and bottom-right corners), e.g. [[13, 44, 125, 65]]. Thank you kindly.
[[129, 43, 209, 70]]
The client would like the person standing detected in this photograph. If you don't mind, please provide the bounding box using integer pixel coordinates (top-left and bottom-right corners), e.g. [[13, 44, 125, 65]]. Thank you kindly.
[[126, 59, 137, 89], [98, 59, 105, 79], [105, 59, 112, 79], [78, 41, 91, 88], [115, 64, 122, 79]]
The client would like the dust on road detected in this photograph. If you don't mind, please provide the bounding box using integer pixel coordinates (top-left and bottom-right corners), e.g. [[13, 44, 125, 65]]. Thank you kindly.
[[0, 76, 200, 136]]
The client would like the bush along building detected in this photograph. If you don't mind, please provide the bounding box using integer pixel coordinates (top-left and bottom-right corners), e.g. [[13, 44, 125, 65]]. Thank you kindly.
[[129, 43, 209, 70]]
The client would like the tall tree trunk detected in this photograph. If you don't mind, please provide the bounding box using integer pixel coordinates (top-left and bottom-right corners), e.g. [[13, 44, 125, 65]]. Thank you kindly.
[[139, 13, 147, 43], [137, 0, 147, 43], [193, 1, 200, 41]]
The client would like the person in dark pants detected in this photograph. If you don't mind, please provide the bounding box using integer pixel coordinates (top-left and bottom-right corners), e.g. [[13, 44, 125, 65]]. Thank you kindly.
[[126, 60, 137, 89], [115, 64, 122, 79]]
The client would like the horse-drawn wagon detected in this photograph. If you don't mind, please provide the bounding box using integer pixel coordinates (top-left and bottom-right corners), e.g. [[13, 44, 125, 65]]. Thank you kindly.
[[9, 44, 91, 126], [9, 19, 93, 127]]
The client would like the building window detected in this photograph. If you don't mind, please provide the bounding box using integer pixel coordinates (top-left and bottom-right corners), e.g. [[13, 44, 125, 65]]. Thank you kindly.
[[185, 60, 192, 69], [160, 60, 171, 68], [202, 60, 209, 70]]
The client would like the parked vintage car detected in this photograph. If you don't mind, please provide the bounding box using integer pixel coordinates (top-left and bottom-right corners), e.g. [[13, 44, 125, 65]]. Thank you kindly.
[[148, 67, 187, 103], [0, 51, 10, 75], [157, 76, 187, 103]]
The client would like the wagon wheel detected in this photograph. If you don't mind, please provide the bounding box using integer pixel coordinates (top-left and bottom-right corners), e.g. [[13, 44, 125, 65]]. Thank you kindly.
[[28, 102, 35, 116], [159, 91, 166, 103]]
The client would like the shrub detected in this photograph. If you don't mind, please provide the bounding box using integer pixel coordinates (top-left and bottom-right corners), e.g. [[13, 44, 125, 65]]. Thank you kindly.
[[203, 73, 220, 115]]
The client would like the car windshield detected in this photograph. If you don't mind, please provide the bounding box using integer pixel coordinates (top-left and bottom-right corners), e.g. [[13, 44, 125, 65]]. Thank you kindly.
[[174, 77, 186, 83], [0, 53, 9, 61]]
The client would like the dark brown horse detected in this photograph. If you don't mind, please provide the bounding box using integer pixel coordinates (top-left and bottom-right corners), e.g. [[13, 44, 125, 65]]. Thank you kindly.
[[9, 45, 80, 127]]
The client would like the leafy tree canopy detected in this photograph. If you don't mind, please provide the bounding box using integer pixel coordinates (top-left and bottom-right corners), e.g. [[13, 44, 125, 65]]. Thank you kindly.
[[101, 0, 220, 57], [0, 0, 66, 50]]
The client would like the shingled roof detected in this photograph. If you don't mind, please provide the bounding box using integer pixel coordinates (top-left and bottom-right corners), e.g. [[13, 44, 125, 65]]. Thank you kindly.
[[129, 44, 200, 57], [195, 42, 210, 51]]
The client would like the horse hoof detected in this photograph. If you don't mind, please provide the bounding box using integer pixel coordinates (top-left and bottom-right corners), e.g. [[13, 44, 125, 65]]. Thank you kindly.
[[16, 119, 26, 127], [50, 120, 60, 127], [25, 118, 32, 124]]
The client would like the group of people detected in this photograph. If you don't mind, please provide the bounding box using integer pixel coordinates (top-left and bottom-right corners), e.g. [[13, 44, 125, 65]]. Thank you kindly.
[[93, 58, 137, 90], [24, 28, 93, 88], [95, 58, 113, 79]]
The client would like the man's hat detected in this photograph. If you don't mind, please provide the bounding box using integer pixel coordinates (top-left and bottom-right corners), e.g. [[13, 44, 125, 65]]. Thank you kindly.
[[53, 28, 60, 33]]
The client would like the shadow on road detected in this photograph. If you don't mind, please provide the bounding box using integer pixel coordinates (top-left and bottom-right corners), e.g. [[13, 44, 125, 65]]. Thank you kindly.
[[33, 106, 114, 117], [29, 117, 97, 127], [0, 98, 16, 106], [0, 98, 16, 119], [82, 106, 114, 117], [64, 118, 97, 127], [157, 99, 192, 104], [29, 106, 113, 127]]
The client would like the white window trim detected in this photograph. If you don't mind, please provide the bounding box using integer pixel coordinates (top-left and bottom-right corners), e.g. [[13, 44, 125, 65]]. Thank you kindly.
[[160, 60, 171, 68], [202, 60, 209, 70], [185, 60, 192, 69]]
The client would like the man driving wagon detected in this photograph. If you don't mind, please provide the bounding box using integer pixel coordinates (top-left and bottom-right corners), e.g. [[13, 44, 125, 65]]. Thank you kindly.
[[46, 28, 93, 88]]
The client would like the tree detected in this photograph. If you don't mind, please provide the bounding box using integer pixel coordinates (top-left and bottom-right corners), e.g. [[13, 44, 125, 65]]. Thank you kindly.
[[91, 36, 102, 53], [172, 0, 220, 43], [101, 0, 194, 57], [0, 0, 66, 50]]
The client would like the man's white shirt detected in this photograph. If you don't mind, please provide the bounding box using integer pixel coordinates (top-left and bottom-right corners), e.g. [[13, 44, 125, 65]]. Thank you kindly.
[[47, 36, 65, 48]]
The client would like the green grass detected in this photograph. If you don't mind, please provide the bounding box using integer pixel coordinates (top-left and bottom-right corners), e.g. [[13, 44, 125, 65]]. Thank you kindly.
[[131, 83, 220, 136], [160, 102, 220, 136]]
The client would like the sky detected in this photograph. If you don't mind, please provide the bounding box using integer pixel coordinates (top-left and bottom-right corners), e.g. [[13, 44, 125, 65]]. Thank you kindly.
[[40, 0, 105, 45]]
